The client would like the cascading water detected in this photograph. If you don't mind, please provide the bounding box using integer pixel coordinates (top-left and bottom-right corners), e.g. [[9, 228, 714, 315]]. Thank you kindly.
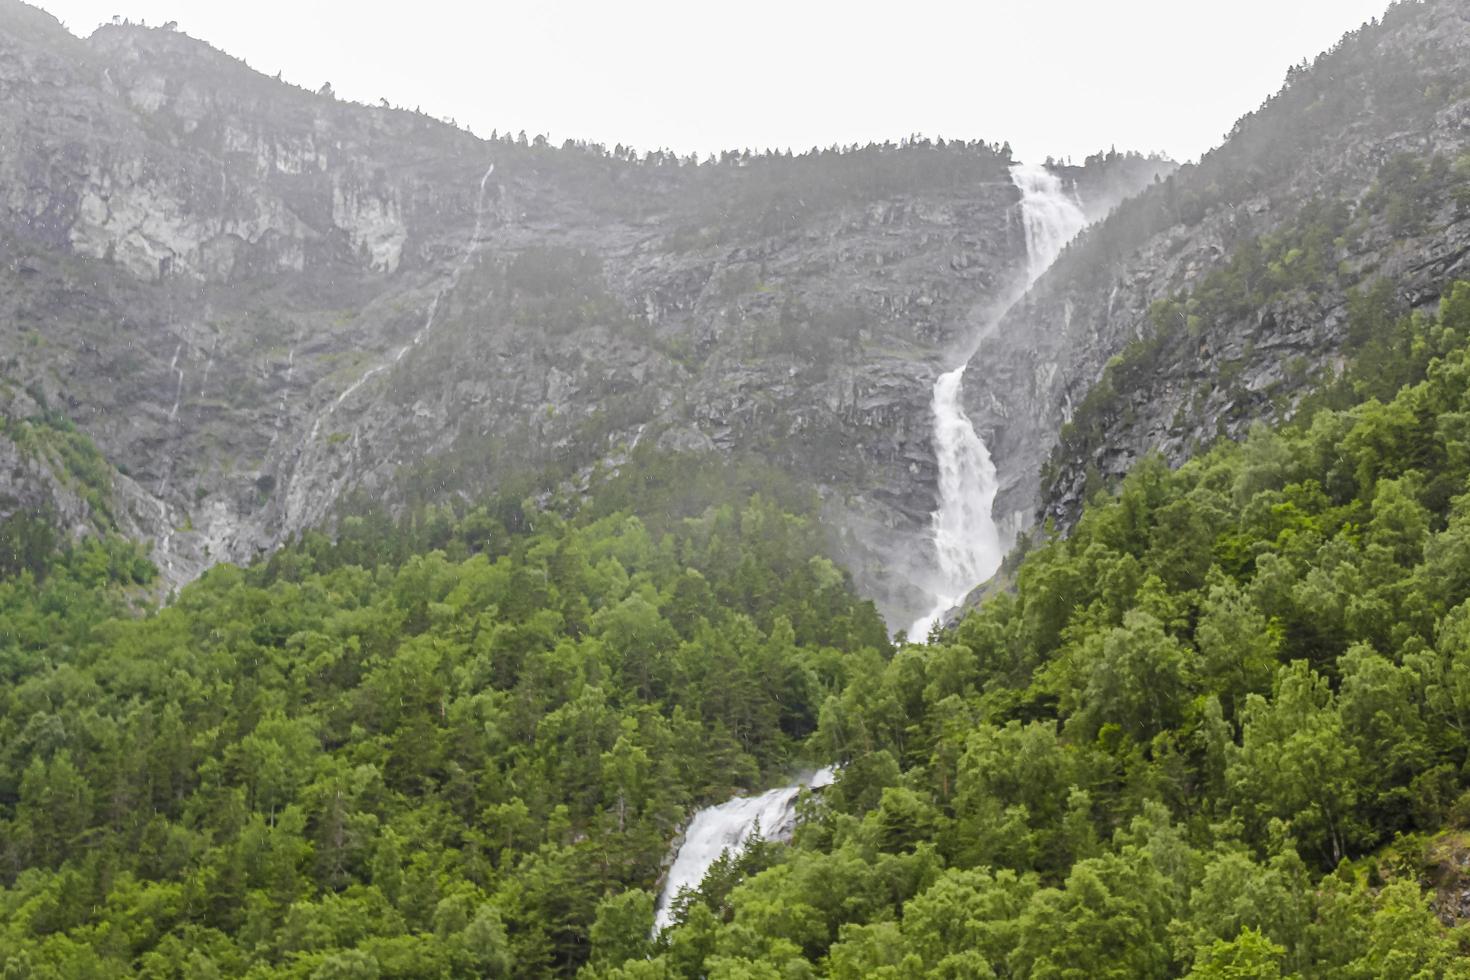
[[1012, 162, 1089, 282], [908, 366, 1002, 638], [165, 343, 185, 423], [155, 342, 187, 503], [286, 161, 498, 533], [275, 343, 297, 433], [908, 163, 1087, 639], [304, 161, 497, 446], [652, 766, 836, 933]]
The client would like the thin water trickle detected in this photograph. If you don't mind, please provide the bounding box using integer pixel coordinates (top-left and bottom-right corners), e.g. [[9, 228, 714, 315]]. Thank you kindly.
[[304, 161, 497, 446], [156, 342, 187, 501], [165, 343, 185, 422]]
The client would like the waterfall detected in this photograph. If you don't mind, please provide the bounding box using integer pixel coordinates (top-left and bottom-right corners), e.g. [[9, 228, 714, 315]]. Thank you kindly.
[[285, 159, 498, 538], [1012, 162, 1088, 280], [304, 161, 497, 447], [165, 343, 185, 423], [155, 342, 188, 502], [908, 163, 1087, 639], [908, 366, 1002, 637], [653, 766, 836, 933], [276, 343, 296, 430]]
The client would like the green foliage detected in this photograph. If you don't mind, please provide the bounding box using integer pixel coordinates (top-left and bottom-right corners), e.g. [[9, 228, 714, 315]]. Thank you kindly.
[[0, 478, 885, 977], [17, 277, 1470, 973], [1, 409, 119, 527], [611, 279, 1470, 977], [0, 509, 57, 580]]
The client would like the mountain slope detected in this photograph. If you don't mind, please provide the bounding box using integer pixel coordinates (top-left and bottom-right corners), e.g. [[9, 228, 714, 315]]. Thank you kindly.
[[964, 0, 1470, 535], [8, 2, 1470, 977], [623, 277, 1470, 980], [0, 2, 1167, 625]]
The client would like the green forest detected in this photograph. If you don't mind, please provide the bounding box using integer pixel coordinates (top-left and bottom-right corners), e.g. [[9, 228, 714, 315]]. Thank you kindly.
[[2, 281, 1470, 977], [607, 281, 1470, 980], [0, 455, 887, 977], [5, 0, 1470, 976]]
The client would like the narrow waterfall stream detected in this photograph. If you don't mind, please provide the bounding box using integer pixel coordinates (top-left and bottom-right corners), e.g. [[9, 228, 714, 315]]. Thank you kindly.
[[156, 342, 187, 501], [653, 766, 836, 933], [285, 161, 498, 533], [908, 163, 1087, 639], [165, 342, 185, 423], [303, 161, 497, 447]]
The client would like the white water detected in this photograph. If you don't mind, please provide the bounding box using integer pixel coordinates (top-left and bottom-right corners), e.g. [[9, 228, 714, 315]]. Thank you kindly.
[[908, 163, 1087, 639], [1013, 162, 1088, 282], [277, 344, 296, 428], [908, 366, 1003, 638], [653, 766, 836, 933], [155, 342, 188, 501], [165, 343, 185, 423], [305, 161, 496, 447]]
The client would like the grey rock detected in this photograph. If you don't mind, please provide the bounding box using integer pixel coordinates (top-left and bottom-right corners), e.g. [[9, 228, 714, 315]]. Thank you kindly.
[[0, 3, 1165, 629], [963, 0, 1470, 538]]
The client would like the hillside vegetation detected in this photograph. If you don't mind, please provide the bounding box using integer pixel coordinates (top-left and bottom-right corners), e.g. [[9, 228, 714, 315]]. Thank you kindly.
[[6, 285, 1470, 976], [5, 2, 1470, 977], [0, 462, 887, 977], [588, 281, 1470, 978]]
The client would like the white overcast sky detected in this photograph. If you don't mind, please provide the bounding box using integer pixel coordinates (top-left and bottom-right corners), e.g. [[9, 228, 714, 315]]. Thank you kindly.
[[35, 0, 1392, 164]]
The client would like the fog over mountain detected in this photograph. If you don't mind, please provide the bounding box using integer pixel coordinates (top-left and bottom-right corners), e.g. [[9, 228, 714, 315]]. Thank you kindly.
[[3, 1, 1470, 976], [40, 0, 1389, 163]]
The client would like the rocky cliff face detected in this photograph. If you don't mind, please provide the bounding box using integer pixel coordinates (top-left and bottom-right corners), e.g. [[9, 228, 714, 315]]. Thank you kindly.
[[964, 0, 1470, 535], [0, 1, 1166, 625]]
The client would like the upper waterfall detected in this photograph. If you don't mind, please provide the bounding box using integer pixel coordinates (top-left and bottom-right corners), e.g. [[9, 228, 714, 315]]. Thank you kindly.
[[1011, 162, 1088, 284], [907, 163, 1089, 639]]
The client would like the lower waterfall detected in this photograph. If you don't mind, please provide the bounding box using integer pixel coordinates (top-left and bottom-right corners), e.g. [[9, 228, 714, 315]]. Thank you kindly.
[[908, 162, 1087, 639], [908, 365, 1003, 638], [652, 766, 836, 933]]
